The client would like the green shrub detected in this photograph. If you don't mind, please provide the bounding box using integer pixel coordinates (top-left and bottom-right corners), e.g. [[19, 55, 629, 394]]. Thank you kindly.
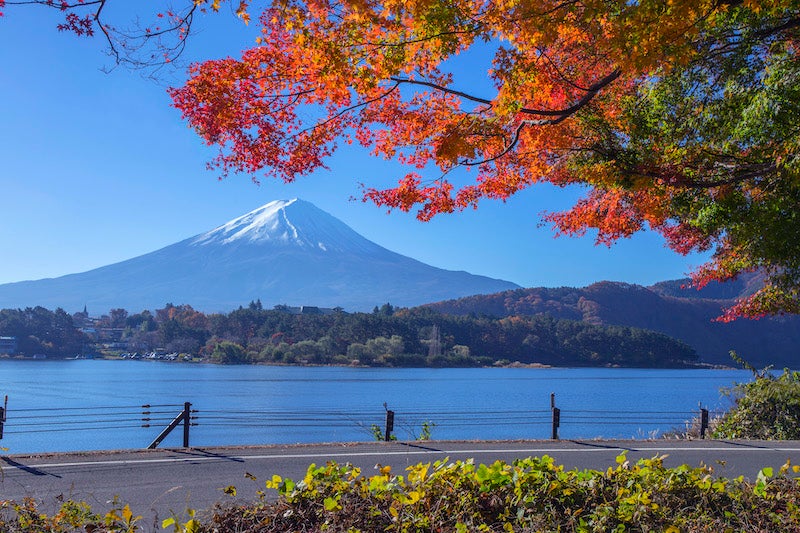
[[713, 355, 800, 440], [0, 497, 141, 532], [4, 456, 800, 532], [201, 455, 800, 532], [209, 341, 247, 364]]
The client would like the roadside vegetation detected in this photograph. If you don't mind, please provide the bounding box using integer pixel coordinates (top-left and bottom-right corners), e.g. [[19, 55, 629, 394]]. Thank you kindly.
[[712, 356, 800, 440], [2, 454, 799, 532]]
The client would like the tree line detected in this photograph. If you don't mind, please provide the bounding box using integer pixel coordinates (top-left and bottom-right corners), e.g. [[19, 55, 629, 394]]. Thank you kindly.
[[0, 302, 699, 368]]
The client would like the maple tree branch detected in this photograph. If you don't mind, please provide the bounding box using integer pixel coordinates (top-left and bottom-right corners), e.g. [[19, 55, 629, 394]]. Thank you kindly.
[[280, 82, 402, 145], [753, 15, 800, 39], [389, 76, 494, 107], [691, 162, 780, 188], [111, 5, 197, 41], [366, 25, 483, 48], [549, 67, 622, 115], [460, 122, 527, 167], [104, 4, 200, 69], [391, 68, 621, 119], [6, 0, 206, 69], [417, 67, 622, 168], [537, 50, 594, 92], [5, 0, 103, 6], [624, 159, 779, 189]]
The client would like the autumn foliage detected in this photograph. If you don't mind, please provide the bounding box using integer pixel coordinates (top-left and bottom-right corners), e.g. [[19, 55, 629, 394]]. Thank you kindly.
[[168, 0, 800, 321], [5, 1, 800, 320]]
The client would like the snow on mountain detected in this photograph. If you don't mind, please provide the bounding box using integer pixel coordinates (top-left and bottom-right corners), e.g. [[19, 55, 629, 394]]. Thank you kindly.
[[191, 199, 388, 255], [194, 199, 305, 246], [0, 199, 520, 313]]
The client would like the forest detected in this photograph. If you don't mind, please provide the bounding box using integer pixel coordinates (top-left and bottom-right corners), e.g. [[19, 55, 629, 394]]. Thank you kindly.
[[0, 302, 698, 368]]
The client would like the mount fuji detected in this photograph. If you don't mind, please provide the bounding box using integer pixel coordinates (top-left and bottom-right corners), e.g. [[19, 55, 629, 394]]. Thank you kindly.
[[0, 199, 520, 313]]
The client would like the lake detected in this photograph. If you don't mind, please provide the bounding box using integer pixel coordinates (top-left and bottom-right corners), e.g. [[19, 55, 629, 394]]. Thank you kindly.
[[0, 360, 753, 454]]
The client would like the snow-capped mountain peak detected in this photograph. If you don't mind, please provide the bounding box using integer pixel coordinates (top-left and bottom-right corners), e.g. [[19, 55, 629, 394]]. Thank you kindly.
[[194, 199, 325, 249]]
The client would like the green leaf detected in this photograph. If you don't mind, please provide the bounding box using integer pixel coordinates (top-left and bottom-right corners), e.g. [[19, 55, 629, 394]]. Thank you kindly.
[[323, 496, 341, 511], [476, 463, 490, 482]]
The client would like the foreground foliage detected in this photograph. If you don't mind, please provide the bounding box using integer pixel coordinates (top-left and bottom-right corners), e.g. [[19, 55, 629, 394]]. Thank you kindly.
[[202, 457, 800, 532], [0, 497, 142, 533], [4, 455, 800, 532]]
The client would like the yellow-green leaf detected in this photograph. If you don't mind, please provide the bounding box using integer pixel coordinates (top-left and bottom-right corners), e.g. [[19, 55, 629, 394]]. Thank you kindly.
[[323, 496, 341, 511]]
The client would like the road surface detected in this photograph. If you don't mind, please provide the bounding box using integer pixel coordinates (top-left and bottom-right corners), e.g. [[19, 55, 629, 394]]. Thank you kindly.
[[3, 439, 800, 531]]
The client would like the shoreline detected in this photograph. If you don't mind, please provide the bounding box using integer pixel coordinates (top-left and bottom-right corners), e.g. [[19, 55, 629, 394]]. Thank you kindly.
[[0, 354, 737, 370]]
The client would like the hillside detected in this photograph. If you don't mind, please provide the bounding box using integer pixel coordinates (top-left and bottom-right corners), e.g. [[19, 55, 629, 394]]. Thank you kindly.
[[0, 303, 699, 368], [426, 275, 800, 368]]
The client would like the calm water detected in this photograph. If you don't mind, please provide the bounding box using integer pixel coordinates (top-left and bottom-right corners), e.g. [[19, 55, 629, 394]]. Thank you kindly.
[[0, 360, 752, 453]]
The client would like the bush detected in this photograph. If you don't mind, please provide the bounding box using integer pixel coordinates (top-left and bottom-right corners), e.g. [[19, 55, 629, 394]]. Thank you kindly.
[[201, 456, 800, 533], [3, 457, 800, 532], [713, 355, 800, 440], [0, 498, 141, 532], [209, 341, 247, 364]]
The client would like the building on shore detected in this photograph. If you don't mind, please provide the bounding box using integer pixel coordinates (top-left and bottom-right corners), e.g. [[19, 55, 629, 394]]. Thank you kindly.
[[0, 336, 18, 355]]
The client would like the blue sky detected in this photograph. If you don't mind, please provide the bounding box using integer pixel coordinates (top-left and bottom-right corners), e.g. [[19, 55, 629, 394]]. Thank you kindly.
[[0, 5, 709, 290]]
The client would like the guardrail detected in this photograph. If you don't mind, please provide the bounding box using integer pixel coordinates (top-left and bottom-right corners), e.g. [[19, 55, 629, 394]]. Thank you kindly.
[[0, 402, 194, 446], [0, 395, 721, 449]]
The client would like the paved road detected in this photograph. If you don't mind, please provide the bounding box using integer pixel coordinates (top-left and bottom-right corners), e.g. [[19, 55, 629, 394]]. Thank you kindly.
[[3, 439, 800, 531]]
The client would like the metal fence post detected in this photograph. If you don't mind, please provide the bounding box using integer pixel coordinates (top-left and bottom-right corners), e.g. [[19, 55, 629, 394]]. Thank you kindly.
[[700, 408, 709, 439], [551, 393, 560, 440], [148, 402, 193, 449], [551, 408, 560, 440], [384, 409, 394, 441], [183, 402, 191, 448], [0, 395, 6, 440]]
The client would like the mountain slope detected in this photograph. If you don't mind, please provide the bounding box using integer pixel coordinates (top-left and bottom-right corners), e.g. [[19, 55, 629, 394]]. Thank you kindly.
[[425, 277, 800, 368], [0, 199, 520, 313]]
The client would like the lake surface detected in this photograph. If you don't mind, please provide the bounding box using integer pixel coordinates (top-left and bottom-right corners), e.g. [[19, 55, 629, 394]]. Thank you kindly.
[[0, 360, 753, 453]]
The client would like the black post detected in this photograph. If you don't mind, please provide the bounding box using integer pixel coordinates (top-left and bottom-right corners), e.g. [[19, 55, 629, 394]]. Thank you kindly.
[[551, 394, 560, 440], [148, 402, 192, 449], [551, 407, 560, 440], [384, 410, 394, 442], [0, 395, 7, 440], [700, 408, 709, 439], [183, 402, 191, 448]]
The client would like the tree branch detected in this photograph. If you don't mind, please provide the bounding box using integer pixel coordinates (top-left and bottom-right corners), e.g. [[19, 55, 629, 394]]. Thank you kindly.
[[391, 68, 621, 118], [6, 0, 207, 69], [279, 82, 402, 146]]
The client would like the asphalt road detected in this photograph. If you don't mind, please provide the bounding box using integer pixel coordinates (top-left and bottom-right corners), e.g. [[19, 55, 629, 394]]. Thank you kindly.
[[3, 439, 800, 531]]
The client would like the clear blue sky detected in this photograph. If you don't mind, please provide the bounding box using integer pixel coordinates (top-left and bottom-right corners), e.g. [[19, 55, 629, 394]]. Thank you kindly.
[[0, 5, 708, 290]]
